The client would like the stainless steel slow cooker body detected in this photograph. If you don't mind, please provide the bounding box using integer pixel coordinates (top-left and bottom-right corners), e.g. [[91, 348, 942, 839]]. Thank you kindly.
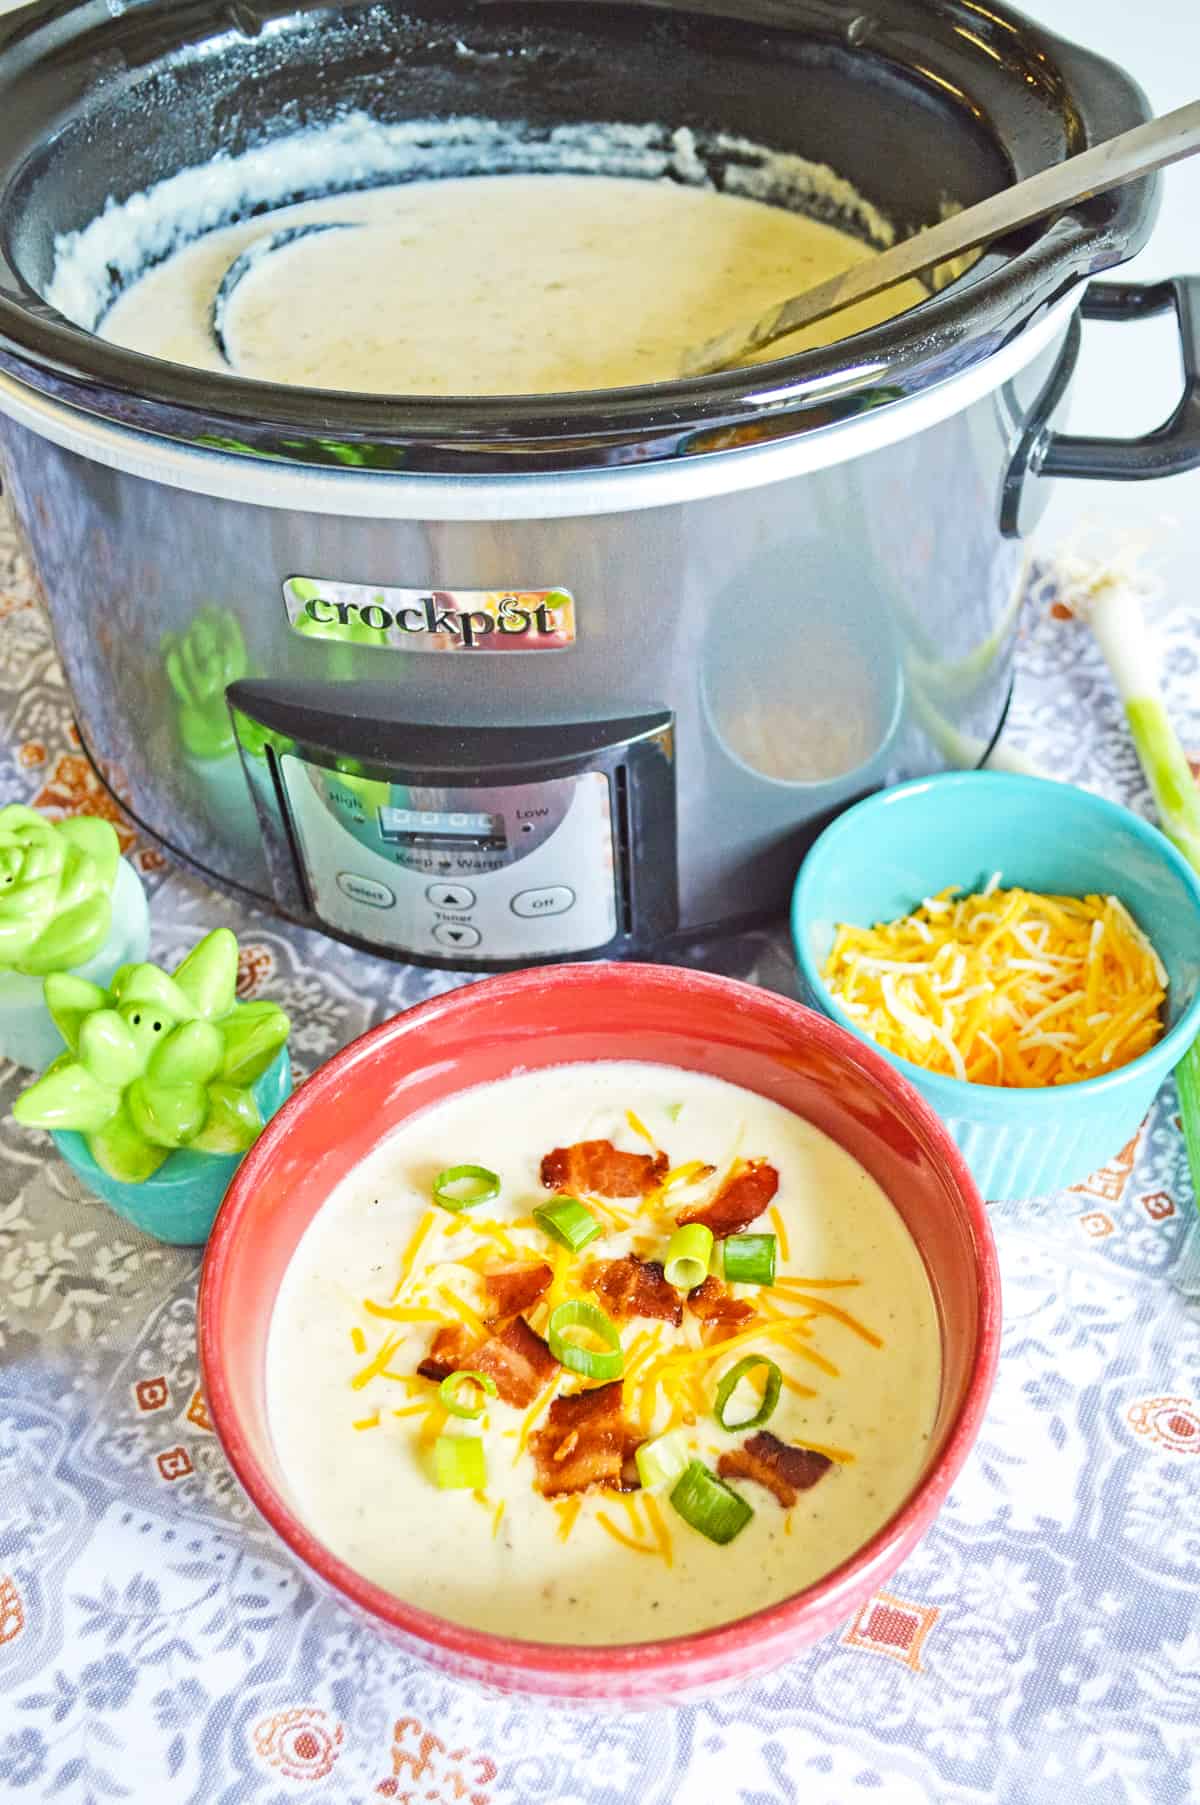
[[0, 0, 1198, 969]]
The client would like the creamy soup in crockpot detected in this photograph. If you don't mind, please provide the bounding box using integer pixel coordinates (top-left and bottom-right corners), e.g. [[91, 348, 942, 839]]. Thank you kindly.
[[265, 1061, 941, 1644], [99, 174, 929, 394]]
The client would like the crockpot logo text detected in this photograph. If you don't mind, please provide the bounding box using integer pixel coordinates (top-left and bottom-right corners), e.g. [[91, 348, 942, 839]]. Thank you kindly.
[[305, 592, 554, 648], [283, 578, 576, 654]]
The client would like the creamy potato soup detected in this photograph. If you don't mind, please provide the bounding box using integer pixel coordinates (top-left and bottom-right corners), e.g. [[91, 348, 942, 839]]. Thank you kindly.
[[266, 1062, 941, 1644], [99, 174, 929, 394]]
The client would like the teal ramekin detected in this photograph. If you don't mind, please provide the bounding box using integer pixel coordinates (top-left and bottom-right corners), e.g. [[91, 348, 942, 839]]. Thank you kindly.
[[51, 1049, 292, 1244], [791, 773, 1200, 1200]]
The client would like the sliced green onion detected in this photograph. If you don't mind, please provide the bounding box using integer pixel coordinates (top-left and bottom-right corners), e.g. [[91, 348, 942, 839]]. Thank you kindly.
[[720, 1233, 777, 1288], [635, 1428, 691, 1492], [432, 1164, 500, 1213], [547, 1299, 623, 1381], [532, 1195, 601, 1252], [714, 1354, 782, 1431], [669, 1459, 754, 1544], [664, 1102, 684, 1122], [663, 1222, 714, 1291], [438, 1370, 498, 1420], [432, 1434, 487, 1490]]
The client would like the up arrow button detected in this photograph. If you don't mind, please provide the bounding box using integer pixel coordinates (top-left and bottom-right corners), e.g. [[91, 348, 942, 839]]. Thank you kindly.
[[427, 882, 478, 911]]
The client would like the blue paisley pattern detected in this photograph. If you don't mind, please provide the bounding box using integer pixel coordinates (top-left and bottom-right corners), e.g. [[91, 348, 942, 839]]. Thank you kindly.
[[1, 514, 1199, 1803]]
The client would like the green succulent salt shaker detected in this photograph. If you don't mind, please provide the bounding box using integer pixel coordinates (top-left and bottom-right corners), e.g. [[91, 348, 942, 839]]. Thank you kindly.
[[162, 609, 265, 855], [13, 927, 292, 1244], [0, 806, 150, 1071]]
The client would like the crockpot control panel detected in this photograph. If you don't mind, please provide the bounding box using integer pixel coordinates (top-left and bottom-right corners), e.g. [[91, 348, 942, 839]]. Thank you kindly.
[[284, 763, 618, 960], [226, 682, 678, 968]]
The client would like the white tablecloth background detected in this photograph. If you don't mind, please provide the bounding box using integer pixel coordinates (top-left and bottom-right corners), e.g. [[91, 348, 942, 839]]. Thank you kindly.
[[1, 502, 1200, 1803]]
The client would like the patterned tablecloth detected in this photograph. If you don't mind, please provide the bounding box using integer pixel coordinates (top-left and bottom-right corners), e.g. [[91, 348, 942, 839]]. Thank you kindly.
[[1, 507, 1199, 1805]]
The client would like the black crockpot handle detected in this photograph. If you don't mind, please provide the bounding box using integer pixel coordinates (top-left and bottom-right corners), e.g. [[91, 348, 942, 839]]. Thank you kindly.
[[1037, 277, 1200, 481]]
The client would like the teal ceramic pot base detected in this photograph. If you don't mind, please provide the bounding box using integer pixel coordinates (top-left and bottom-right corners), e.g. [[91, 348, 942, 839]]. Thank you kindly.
[[51, 1049, 292, 1244], [0, 858, 151, 1071]]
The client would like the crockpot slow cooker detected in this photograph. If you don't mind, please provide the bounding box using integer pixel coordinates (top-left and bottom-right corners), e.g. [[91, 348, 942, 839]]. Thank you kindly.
[[0, 0, 1197, 969]]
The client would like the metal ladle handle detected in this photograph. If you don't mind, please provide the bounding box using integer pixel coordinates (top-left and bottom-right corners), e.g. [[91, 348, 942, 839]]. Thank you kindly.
[[683, 98, 1200, 377]]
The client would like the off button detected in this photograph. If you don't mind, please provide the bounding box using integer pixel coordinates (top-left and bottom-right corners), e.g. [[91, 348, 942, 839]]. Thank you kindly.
[[511, 885, 575, 918], [337, 872, 395, 909]]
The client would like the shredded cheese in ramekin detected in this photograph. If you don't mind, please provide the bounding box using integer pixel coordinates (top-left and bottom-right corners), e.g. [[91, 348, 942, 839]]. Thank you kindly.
[[822, 887, 1166, 1088]]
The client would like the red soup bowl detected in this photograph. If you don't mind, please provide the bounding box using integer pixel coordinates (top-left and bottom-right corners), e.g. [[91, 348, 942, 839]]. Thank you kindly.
[[198, 962, 1000, 1707]]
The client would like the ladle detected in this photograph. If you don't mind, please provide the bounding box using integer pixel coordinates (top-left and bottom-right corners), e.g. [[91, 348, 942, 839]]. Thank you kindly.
[[683, 99, 1200, 377], [212, 221, 357, 366]]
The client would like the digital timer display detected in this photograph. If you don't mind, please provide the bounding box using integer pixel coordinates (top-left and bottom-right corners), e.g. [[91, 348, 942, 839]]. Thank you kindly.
[[377, 806, 508, 852]]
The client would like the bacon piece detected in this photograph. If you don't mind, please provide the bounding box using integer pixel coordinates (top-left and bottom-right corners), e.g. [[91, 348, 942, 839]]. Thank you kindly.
[[583, 1254, 682, 1326], [676, 1159, 779, 1237], [687, 1275, 757, 1328], [471, 1315, 559, 1408], [416, 1324, 477, 1382], [417, 1315, 557, 1407], [484, 1262, 553, 1319], [717, 1430, 833, 1507], [529, 1380, 638, 1497], [540, 1139, 668, 1198]]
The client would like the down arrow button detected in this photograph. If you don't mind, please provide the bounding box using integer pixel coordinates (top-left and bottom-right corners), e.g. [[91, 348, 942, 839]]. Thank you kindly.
[[433, 922, 482, 950]]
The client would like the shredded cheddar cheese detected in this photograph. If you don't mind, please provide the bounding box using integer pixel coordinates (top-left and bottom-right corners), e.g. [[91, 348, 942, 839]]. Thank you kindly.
[[363, 1300, 448, 1325], [390, 1208, 441, 1300], [583, 1194, 636, 1230], [823, 885, 1167, 1087], [555, 1496, 583, 1541], [625, 1108, 657, 1146], [417, 1405, 448, 1447], [338, 1098, 890, 1561], [789, 1342, 840, 1380], [350, 1332, 404, 1390], [649, 1312, 835, 1380], [619, 1493, 644, 1536], [515, 1387, 557, 1464], [642, 1491, 674, 1566], [773, 1275, 863, 1291], [595, 1508, 659, 1557], [791, 1437, 856, 1465], [436, 1285, 488, 1337], [447, 1215, 522, 1260], [773, 1293, 883, 1348], [662, 1160, 712, 1192]]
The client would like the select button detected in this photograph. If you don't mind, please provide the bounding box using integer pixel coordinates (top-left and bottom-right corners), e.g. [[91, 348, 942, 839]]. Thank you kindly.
[[511, 885, 576, 919], [426, 882, 477, 910], [337, 872, 395, 909]]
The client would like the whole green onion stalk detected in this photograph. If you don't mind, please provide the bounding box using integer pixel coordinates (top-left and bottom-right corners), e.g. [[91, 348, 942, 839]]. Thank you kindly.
[[1052, 547, 1200, 1228]]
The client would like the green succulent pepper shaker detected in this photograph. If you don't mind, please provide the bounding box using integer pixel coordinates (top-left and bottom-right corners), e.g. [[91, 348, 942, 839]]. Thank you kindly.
[[13, 927, 292, 1244], [0, 806, 150, 1070]]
